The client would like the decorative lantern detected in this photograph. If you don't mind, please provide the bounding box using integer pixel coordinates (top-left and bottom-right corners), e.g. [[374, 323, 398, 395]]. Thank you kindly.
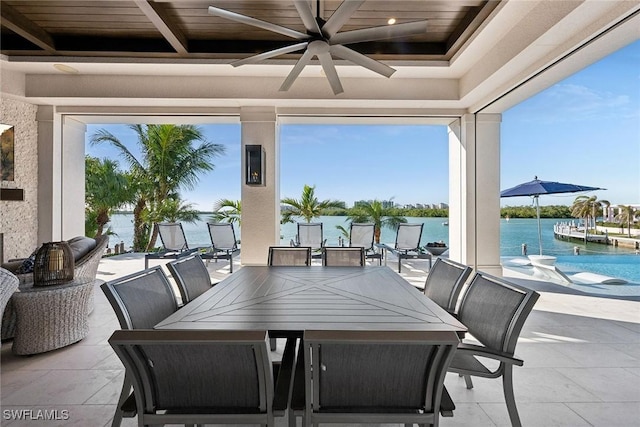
[[33, 242, 75, 286]]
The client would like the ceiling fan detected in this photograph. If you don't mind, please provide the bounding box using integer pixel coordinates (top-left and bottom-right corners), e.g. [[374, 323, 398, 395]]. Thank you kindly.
[[208, 0, 428, 94]]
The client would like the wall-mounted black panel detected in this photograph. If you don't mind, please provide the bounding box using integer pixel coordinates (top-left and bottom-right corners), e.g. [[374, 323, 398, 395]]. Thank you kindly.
[[246, 145, 264, 186]]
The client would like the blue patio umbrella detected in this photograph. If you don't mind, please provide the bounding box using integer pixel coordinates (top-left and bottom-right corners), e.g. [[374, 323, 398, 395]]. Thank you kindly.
[[500, 176, 604, 255]]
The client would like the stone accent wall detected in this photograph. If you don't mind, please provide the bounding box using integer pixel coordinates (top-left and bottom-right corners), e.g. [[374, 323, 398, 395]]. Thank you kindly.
[[0, 97, 38, 260]]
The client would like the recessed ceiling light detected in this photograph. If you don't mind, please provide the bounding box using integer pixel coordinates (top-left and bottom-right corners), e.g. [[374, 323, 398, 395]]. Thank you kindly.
[[53, 64, 79, 74], [387, 18, 396, 25]]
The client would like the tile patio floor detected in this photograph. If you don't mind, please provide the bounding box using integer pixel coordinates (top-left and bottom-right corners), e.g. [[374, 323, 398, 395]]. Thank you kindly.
[[1, 253, 639, 426]]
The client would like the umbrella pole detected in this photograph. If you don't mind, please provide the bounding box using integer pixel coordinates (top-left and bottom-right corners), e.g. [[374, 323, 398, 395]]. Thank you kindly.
[[535, 195, 543, 255]]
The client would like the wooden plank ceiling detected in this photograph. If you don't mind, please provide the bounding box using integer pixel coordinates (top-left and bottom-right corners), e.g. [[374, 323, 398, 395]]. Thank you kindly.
[[1, 0, 494, 61]]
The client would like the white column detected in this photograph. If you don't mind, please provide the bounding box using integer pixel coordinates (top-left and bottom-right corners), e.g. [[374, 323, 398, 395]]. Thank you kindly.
[[61, 116, 87, 239], [240, 107, 279, 265], [448, 113, 502, 275], [37, 106, 59, 243]]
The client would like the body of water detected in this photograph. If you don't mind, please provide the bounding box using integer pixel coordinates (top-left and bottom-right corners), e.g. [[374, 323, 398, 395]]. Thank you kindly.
[[106, 214, 640, 283]]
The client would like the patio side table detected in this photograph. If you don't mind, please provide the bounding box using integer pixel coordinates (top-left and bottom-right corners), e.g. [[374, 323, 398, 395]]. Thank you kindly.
[[11, 278, 99, 355]]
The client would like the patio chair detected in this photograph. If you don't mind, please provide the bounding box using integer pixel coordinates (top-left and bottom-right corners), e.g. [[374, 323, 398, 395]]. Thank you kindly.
[[290, 329, 459, 427], [322, 247, 365, 266], [206, 222, 240, 273], [100, 266, 180, 427], [391, 223, 431, 273], [267, 246, 311, 351], [423, 257, 473, 313], [108, 329, 296, 427], [167, 254, 215, 305], [349, 222, 382, 265], [0, 268, 19, 336], [268, 246, 312, 266], [294, 223, 325, 259], [144, 222, 199, 268], [447, 271, 540, 427]]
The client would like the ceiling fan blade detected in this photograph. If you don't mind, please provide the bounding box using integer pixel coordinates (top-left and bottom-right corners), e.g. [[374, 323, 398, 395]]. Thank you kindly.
[[317, 52, 344, 95], [293, 0, 321, 34], [208, 6, 308, 40], [330, 20, 428, 45], [329, 45, 395, 78], [279, 49, 314, 92], [232, 42, 308, 67], [322, 0, 365, 38]]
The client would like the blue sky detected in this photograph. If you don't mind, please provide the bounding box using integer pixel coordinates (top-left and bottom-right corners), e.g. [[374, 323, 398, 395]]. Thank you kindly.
[[86, 40, 639, 210]]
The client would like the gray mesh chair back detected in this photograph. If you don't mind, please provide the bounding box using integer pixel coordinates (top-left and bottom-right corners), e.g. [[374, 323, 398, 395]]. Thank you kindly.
[[301, 330, 459, 427], [296, 223, 323, 250], [167, 254, 212, 304], [101, 266, 180, 427], [349, 223, 382, 265], [101, 266, 179, 330], [268, 247, 312, 266], [349, 223, 374, 250], [157, 222, 188, 251], [448, 271, 540, 427], [395, 223, 423, 251], [208, 222, 238, 251], [423, 258, 473, 313], [206, 222, 240, 272], [323, 247, 365, 266], [108, 329, 281, 427]]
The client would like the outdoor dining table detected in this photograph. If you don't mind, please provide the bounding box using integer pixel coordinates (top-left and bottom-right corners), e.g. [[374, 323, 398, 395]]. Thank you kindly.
[[156, 265, 466, 338]]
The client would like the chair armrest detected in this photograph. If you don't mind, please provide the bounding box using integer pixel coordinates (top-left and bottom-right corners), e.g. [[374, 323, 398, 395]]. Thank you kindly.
[[457, 343, 524, 366], [273, 337, 297, 415]]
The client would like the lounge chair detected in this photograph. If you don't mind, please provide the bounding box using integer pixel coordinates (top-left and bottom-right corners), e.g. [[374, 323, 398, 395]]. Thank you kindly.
[[206, 222, 240, 273], [144, 222, 199, 268], [386, 223, 432, 272], [447, 271, 540, 427], [349, 222, 382, 265], [294, 223, 325, 259]]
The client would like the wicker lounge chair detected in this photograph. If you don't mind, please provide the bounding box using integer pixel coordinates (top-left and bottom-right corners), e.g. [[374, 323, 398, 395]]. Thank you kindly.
[[447, 271, 540, 427], [1, 234, 108, 341]]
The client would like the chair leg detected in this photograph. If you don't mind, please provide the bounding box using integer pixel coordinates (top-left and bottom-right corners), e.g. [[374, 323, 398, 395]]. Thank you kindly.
[[463, 374, 474, 389], [270, 337, 277, 351], [503, 365, 522, 427], [111, 372, 132, 427], [229, 254, 233, 273]]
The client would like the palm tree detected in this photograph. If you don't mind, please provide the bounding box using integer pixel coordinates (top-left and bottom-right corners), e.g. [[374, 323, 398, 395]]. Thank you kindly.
[[210, 199, 241, 225], [85, 156, 133, 237], [151, 198, 200, 224], [348, 200, 407, 243], [571, 195, 609, 241], [281, 185, 343, 224], [91, 124, 224, 251], [614, 205, 638, 237]]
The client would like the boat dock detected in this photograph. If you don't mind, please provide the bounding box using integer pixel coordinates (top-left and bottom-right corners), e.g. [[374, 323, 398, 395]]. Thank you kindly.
[[554, 223, 640, 250]]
